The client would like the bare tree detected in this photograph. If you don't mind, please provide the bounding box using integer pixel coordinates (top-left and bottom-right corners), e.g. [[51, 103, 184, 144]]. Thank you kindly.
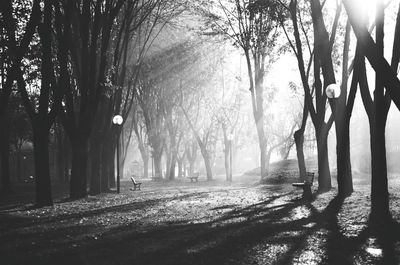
[[206, 0, 285, 178], [343, 0, 400, 221]]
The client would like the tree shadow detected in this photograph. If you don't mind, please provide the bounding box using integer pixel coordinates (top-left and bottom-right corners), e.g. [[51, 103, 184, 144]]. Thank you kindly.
[[2, 189, 399, 265]]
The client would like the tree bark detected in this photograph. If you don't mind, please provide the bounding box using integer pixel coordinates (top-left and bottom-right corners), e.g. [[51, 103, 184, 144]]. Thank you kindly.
[[70, 137, 89, 199], [143, 153, 149, 179], [32, 124, 52, 206], [89, 133, 102, 195], [316, 127, 331, 192], [0, 114, 11, 192], [100, 140, 110, 192], [370, 122, 390, 221], [199, 142, 213, 181], [294, 129, 306, 181], [336, 119, 353, 196], [335, 20, 354, 197], [153, 151, 163, 179]]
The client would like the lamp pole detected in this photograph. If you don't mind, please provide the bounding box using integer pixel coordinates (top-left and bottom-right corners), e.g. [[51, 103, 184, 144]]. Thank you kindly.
[[230, 141, 233, 181], [113, 115, 124, 194], [117, 134, 120, 193], [227, 132, 234, 181]]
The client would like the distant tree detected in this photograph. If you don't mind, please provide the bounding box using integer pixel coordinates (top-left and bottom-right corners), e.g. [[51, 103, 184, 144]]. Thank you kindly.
[[185, 139, 198, 176], [131, 103, 150, 178], [205, 0, 285, 178], [217, 99, 240, 181]]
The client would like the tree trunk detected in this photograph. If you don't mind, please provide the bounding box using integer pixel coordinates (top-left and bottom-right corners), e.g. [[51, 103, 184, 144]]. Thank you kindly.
[[265, 148, 273, 176], [143, 154, 149, 179], [224, 147, 230, 181], [63, 134, 70, 183], [109, 141, 116, 188], [294, 129, 307, 182], [56, 130, 65, 183], [16, 148, 22, 181], [100, 141, 110, 192], [177, 158, 183, 178], [165, 148, 171, 180], [316, 128, 331, 192], [370, 122, 390, 221], [153, 151, 162, 179], [89, 134, 102, 195], [256, 125, 267, 178], [32, 125, 52, 206], [0, 115, 10, 192], [199, 143, 212, 181], [169, 152, 177, 181], [336, 117, 353, 197], [188, 159, 195, 176], [70, 137, 89, 199]]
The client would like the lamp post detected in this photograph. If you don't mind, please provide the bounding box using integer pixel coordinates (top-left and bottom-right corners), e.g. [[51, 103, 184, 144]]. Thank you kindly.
[[227, 132, 234, 181], [326, 83, 341, 120], [326, 83, 341, 99], [113, 115, 123, 193], [150, 147, 154, 179]]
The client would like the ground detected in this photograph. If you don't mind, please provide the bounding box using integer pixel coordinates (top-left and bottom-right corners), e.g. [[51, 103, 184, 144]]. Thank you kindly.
[[1, 165, 400, 265]]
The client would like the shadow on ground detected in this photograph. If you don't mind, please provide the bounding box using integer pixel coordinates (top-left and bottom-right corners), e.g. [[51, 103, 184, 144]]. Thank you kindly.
[[1, 181, 399, 265]]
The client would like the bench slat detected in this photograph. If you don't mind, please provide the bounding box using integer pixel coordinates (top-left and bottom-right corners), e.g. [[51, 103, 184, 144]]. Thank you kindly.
[[131, 177, 142, 191]]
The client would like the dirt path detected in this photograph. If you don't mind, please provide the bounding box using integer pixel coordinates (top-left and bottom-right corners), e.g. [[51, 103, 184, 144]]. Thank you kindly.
[[1, 176, 399, 265]]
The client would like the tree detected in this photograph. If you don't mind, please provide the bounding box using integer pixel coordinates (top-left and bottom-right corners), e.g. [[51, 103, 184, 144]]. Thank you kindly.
[[0, 0, 41, 192], [279, 0, 332, 191], [57, 0, 125, 199], [15, 0, 70, 206], [343, 0, 400, 221], [87, 0, 167, 194], [207, 0, 285, 178], [131, 103, 150, 178]]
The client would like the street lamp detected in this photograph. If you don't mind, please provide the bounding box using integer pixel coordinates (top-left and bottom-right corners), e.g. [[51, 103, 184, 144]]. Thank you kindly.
[[113, 114, 123, 193], [326, 83, 341, 99], [227, 132, 234, 181]]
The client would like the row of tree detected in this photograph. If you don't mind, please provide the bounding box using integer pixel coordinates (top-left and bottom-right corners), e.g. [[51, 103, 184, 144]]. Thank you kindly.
[[2, 0, 400, 226], [0, 0, 184, 206], [206, 0, 400, 222]]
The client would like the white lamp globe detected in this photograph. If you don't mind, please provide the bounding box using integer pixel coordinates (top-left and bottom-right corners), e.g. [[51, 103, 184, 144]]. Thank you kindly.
[[326, 83, 341, 99], [112, 115, 124, 125]]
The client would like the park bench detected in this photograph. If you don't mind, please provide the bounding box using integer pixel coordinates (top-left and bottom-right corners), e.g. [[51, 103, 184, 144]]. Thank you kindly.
[[130, 177, 142, 191], [292, 172, 314, 200], [188, 172, 200, 182]]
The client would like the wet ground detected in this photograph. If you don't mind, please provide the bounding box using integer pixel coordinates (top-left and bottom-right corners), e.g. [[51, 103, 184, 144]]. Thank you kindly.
[[1, 172, 400, 265]]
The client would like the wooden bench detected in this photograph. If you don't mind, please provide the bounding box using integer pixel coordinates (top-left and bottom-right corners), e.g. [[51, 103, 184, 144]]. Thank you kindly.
[[130, 177, 142, 191], [188, 172, 200, 182], [292, 172, 315, 200]]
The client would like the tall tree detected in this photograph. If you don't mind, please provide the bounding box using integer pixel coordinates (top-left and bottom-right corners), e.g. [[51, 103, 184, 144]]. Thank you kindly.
[[344, 0, 400, 221], [16, 0, 67, 206], [0, 0, 41, 192], [58, 0, 125, 199], [208, 0, 285, 177]]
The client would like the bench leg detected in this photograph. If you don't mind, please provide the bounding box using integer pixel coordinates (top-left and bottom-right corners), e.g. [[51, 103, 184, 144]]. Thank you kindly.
[[302, 185, 312, 200]]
